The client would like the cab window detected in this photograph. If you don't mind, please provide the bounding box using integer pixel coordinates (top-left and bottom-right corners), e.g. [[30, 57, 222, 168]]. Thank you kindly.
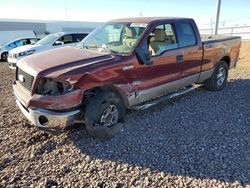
[[148, 23, 178, 56]]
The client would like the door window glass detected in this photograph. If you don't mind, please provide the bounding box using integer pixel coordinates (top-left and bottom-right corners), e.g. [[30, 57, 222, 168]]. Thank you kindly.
[[59, 34, 74, 44], [15, 39, 26, 47], [148, 23, 178, 56], [30, 38, 39, 44], [73, 34, 87, 42]]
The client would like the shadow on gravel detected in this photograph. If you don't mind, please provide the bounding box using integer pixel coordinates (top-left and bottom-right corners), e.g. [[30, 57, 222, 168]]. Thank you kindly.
[[67, 79, 250, 186]]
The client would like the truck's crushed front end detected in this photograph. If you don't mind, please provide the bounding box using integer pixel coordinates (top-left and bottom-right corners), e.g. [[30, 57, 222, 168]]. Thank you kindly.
[[13, 66, 83, 128]]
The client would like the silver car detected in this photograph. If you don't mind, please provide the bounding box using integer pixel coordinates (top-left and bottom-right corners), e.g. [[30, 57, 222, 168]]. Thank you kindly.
[[8, 32, 88, 69]]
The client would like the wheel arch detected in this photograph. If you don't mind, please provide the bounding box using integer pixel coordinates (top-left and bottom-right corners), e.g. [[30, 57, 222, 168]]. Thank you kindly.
[[1, 51, 8, 60], [220, 56, 230, 68], [83, 85, 129, 108]]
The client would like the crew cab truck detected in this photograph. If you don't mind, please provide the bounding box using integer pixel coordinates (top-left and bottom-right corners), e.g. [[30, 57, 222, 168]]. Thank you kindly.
[[13, 17, 241, 139]]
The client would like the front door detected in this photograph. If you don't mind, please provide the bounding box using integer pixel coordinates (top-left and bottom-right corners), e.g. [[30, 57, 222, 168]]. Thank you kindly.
[[134, 23, 184, 103]]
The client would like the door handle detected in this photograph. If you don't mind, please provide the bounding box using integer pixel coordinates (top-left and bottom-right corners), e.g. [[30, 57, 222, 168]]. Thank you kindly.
[[122, 65, 134, 71], [176, 55, 183, 63]]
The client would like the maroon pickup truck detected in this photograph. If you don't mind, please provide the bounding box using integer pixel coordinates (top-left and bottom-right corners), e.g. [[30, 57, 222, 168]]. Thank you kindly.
[[13, 17, 241, 138]]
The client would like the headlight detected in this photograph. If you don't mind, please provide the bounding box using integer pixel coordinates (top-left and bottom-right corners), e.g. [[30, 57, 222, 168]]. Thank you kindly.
[[36, 78, 74, 96], [18, 50, 36, 57], [8, 53, 18, 58]]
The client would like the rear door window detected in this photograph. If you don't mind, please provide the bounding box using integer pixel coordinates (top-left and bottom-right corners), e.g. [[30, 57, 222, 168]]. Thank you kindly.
[[176, 22, 196, 47]]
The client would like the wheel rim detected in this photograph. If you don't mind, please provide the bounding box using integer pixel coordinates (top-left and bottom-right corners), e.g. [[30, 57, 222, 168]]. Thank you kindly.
[[100, 104, 119, 127], [216, 67, 226, 86]]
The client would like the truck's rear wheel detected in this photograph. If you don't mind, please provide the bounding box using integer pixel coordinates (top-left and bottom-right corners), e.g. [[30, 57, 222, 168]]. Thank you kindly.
[[84, 91, 126, 139], [204, 60, 228, 91]]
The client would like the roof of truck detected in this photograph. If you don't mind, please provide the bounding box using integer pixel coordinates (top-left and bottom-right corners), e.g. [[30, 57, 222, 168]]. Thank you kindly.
[[109, 17, 192, 23]]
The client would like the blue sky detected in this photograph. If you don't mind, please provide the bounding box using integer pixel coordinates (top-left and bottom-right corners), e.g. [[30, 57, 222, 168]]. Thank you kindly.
[[0, 0, 250, 28]]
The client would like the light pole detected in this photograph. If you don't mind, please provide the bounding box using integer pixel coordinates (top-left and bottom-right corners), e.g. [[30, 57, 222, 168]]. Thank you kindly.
[[214, 0, 221, 35]]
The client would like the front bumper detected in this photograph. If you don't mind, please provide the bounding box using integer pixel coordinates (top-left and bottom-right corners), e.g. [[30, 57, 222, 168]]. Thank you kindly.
[[16, 98, 80, 128]]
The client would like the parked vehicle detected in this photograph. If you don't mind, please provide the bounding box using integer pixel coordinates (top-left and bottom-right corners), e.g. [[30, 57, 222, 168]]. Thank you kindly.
[[8, 32, 88, 69], [0, 38, 39, 61], [0, 30, 37, 47], [13, 17, 241, 139]]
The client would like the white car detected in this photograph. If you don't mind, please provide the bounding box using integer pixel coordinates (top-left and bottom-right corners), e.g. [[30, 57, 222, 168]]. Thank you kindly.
[[0, 38, 39, 61], [8, 32, 88, 69]]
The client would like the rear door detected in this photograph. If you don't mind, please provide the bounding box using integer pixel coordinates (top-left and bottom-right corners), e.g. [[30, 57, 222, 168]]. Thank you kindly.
[[175, 21, 203, 81]]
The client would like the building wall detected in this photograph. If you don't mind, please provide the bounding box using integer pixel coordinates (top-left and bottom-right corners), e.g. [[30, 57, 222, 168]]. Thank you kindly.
[[0, 19, 103, 37], [0, 21, 46, 35]]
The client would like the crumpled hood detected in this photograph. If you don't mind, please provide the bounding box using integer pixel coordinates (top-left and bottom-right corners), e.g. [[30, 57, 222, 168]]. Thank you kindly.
[[17, 46, 113, 78]]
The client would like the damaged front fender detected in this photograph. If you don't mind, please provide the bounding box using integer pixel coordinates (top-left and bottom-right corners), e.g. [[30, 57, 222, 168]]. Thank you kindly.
[[28, 89, 84, 110]]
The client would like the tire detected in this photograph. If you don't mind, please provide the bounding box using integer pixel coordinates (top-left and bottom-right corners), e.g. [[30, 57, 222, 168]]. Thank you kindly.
[[1, 52, 8, 61], [84, 91, 126, 139], [204, 60, 229, 91]]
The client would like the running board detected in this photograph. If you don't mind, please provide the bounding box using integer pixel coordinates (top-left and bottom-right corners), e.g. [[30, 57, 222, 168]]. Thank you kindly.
[[131, 85, 198, 110]]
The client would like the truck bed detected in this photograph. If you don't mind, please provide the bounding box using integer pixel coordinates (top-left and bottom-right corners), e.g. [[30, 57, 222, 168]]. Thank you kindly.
[[202, 36, 241, 44], [201, 36, 241, 71]]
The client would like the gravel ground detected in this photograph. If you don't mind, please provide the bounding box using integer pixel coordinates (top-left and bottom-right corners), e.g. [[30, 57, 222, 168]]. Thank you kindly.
[[0, 62, 249, 188]]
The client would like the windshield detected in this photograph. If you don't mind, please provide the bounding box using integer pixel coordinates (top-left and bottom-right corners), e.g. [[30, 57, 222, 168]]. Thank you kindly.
[[35, 34, 60, 45], [80, 22, 147, 55]]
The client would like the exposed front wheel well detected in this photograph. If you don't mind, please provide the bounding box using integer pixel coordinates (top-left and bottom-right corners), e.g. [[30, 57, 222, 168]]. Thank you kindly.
[[83, 86, 128, 108]]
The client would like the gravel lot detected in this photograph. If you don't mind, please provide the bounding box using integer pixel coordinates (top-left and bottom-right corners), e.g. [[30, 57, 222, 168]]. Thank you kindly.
[[0, 62, 249, 188]]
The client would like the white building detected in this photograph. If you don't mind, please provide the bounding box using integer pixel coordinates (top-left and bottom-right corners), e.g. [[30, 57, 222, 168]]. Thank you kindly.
[[0, 18, 103, 37]]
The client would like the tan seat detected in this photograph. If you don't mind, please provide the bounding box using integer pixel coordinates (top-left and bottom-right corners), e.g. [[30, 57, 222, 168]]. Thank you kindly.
[[149, 29, 167, 55], [123, 27, 137, 48]]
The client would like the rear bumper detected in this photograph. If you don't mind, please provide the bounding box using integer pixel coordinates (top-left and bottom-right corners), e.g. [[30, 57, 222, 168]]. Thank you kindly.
[[16, 97, 80, 128]]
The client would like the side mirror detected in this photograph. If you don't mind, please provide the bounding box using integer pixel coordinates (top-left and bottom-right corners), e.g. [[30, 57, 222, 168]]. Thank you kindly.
[[54, 41, 64, 46], [135, 47, 153, 65]]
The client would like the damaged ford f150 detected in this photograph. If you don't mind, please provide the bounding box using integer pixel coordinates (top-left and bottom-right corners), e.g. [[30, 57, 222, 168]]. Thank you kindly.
[[13, 17, 241, 138]]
